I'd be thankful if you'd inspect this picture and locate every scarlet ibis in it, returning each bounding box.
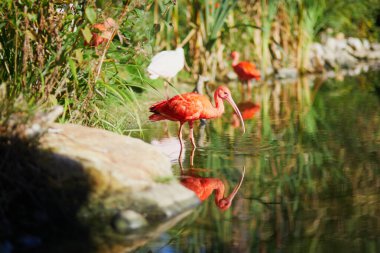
[181,167,245,211]
[230,51,261,91]
[149,86,245,148]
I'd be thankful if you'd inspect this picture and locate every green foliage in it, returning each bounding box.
[203,0,238,50]
[0,1,155,133]
[1,0,380,133]
[321,0,380,40]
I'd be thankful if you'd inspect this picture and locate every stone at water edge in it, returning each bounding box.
[112,210,149,234]
[39,123,199,232]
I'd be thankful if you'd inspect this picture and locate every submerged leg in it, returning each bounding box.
[178,122,184,148]
[178,145,185,173]
[190,146,195,167]
[247,80,252,93]
[189,121,196,148]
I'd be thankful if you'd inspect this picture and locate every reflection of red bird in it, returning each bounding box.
[149,86,245,148]
[232,102,260,128]
[181,167,245,211]
[230,51,260,90]
[238,102,261,120]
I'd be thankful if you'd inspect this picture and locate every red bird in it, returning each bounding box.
[230,51,261,91]
[149,86,245,148]
[181,167,245,211]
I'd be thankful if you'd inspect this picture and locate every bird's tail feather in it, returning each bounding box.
[149,100,167,113]
[149,113,166,121]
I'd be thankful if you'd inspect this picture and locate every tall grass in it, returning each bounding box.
[260,0,280,75]
[0,1,156,133]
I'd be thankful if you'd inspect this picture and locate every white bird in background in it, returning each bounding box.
[147,47,185,97]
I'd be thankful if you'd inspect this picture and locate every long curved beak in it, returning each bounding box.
[226,96,246,134]
[225,166,246,202]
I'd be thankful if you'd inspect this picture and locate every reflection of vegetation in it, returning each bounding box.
[139,71,380,252]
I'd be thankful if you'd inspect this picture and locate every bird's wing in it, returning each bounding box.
[166,93,204,121]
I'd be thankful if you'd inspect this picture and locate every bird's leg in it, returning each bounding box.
[247,80,252,94]
[164,81,169,99]
[178,122,184,148]
[178,146,185,173]
[190,146,195,167]
[188,121,196,148]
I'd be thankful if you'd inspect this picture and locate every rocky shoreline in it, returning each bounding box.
[261,35,380,80]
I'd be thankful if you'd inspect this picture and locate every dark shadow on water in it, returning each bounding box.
[0,135,94,253]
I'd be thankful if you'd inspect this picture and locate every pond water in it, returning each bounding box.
[136,71,380,253]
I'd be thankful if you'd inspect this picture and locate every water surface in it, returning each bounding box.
[138,71,380,253]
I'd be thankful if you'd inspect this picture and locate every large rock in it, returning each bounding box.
[40,123,198,217]
[36,123,199,251]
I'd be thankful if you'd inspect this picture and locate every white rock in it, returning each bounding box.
[275,68,298,79]
[371,43,380,51]
[326,37,347,51]
[347,37,363,51]
[335,51,358,68]
[368,51,380,60]
[362,39,371,51]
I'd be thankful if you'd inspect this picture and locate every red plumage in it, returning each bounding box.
[180,166,246,211]
[149,92,218,122]
[181,177,224,201]
[230,51,260,90]
[232,62,261,81]
[149,86,245,148]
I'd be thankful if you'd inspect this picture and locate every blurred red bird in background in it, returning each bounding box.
[230,51,261,91]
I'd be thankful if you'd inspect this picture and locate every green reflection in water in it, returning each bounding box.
[138,71,380,253]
